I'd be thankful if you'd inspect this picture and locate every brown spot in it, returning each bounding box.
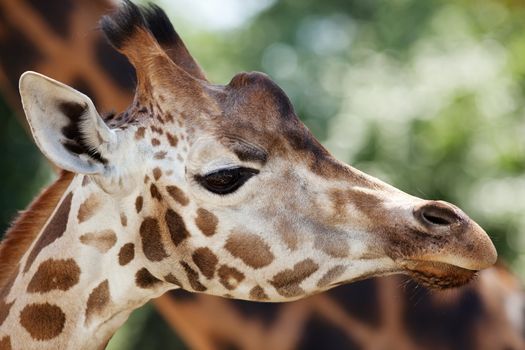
[135,196,143,213]
[151,125,163,135]
[118,243,135,266]
[317,265,346,288]
[24,192,73,273]
[225,232,274,269]
[140,217,168,261]
[85,280,111,325]
[0,336,11,350]
[165,112,174,123]
[120,213,128,227]
[135,268,162,289]
[165,209,189,246]
[166,132,178,147]
[249,285,269,300]
[77,193,102,223]
[166,186,189,206]
[80,230,117,253]
[192,248,218,279]
[270,259,319,298]
[277,220,298,250]
[218,265,245,290]
[27,258,81,293]
[150,184,162,201]
[153,167,162,181]
[195,209,218,236]
[154,151,167,160]
[180,261,207,291]
[20,303,65,340]
[144,175,150,184]
[152,138,161,146]
[314,234,349,258]
[164,273,182,287]
[135,127,146,140]
[343,189,383,220]
[82,176,91,186]
[157,115,165,124]
[0,301,13,327]
[328,189,348,222]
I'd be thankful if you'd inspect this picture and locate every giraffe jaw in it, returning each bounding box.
[401,260,477,289]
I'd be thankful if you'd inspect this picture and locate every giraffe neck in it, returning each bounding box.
[0,174,173,350]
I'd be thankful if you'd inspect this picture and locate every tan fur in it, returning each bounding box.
[0,171,74,290]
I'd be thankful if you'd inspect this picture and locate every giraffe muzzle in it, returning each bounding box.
[394,199,498,288]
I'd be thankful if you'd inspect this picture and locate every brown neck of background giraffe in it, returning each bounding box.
[0,0,134,130]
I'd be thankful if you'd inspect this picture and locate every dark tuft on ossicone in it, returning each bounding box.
[141,4,180,46]
[100,0,146,49]
[100,0,179,50]
[100,1,207,80]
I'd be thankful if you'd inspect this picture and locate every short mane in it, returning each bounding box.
[0,171,74,289]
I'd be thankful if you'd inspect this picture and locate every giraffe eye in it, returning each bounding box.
[196,167,259,195]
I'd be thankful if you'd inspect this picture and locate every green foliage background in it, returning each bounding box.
[1,0,525,349]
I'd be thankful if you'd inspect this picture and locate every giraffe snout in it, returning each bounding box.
[410,200,497,271]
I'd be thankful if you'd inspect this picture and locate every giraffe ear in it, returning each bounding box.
[19,71,116,174]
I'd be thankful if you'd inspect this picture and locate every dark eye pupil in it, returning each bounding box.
[196,168,258,195]
[206,171,238,187]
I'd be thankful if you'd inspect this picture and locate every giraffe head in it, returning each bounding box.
[19,2,496,302]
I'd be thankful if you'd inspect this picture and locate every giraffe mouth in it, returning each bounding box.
[402,260,476,289]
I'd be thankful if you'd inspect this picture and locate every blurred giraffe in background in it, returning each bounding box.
[0,1,522,349]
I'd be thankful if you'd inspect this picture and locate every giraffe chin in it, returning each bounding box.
[403,260,477,289]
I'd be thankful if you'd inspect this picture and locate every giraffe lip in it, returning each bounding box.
[402,260,476,289]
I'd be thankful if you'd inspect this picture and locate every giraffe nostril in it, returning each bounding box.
[415,201,463,228]
[421,211,453,226]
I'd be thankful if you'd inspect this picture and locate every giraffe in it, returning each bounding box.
[0,0,521,349]
[0,3,520,350]
[0,0,504,350]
